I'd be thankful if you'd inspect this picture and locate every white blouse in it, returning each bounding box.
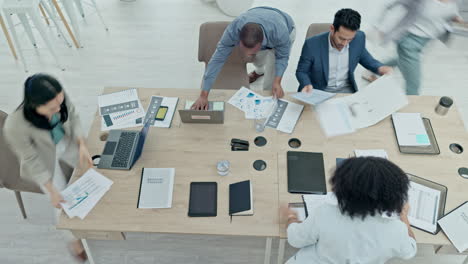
[287,204,417,264]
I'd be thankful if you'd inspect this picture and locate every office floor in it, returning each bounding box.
[0,0,467,263]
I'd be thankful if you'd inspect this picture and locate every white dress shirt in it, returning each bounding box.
[325,34,352,93]
[287,204,417,264]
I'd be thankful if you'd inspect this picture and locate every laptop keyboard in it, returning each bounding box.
[111,132,137,168]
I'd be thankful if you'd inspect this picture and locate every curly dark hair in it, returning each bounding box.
[333,8,361,32]
[331,157,409,219]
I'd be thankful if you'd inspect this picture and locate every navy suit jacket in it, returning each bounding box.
[296,31,383,92]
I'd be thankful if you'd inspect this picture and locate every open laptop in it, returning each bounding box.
[98,119,151,170]
[179,101,224,124]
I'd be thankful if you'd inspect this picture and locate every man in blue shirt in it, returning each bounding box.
[296,9,392,94]
[192,7,295,110]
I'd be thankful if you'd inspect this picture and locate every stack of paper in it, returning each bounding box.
[291,90,335,105]
[354,149,388,159]
[60,169,113,219]
[438,202,468,253]
[392,113,430,146]
[99,89,146,131]
[316,75,408,137]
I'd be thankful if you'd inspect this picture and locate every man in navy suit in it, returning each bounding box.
[296,9,392,93]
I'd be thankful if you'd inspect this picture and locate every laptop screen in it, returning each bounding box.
[132,119,151,164]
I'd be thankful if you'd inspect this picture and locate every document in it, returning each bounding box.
[244,96,276,119]
[265,99,304,134]
[407,181,441,234]
[438,202,468,253]
[228,87,263,112]
[302,192,338,219]
[291,90,335,105]
[60,169,113,220]
[143,96,179,128]
[316,75,408,137]
[99,88,146,131]
[354,149,388,159]
[392,113,430,146]
[138,168,175,209]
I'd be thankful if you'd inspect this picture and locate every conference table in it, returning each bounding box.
[57,87,468,264]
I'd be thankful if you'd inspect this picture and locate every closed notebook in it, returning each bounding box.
[137,168,174,209]
[229,180,253,216]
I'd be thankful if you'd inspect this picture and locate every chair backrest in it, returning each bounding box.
[306,23,331,39]
[0,110,42,193]
[198,21,249,90]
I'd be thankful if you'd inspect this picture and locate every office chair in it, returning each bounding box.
[306,23,331,39]
[198,21,249,90]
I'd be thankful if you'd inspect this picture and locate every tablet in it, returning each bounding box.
[188,182,217,217]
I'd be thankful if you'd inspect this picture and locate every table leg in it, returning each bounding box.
[264,237,272,264]
[81,239,96,264]
[0,14,18,60]
[50,0,80,48]
[277,238,286,264]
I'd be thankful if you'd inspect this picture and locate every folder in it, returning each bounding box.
[137,168,174,209]
[391,114,440,155]
[229,180,253,216]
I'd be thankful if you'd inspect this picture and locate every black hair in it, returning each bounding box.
[330,157,409,220]
[333,8,361,32]
[240,23,263,48]
[19,73,68,130]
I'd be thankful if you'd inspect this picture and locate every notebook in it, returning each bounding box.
[229,180,253,216]
[438,201,468,253]
[188,182,217,217]
[137,168,175,209]
[287,151,327,194]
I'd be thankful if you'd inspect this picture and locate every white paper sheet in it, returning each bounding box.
[407,181,441,234]
[354,149,389,159]
[244,96,276,119]
[392,113,430,146]
[98,88,143,115]
[291,90,335,105]
[60,169,113,220]
[316,75,408,137]
[227,87,263,112]
[438,202,468,253]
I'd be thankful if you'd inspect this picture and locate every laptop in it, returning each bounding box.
[179,101,224,124]
[98,119,151,170]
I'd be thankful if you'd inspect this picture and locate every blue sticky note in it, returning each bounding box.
[416,134,430,144]
[247,92,255,98]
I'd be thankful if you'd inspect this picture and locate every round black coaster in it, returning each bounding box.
[458,168,468,179]
[449,143,463,154]
[253,160,267,171]
[288,138,302,149]
[254,136,267,147]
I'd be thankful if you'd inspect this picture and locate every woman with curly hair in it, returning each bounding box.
[284,157,416,264]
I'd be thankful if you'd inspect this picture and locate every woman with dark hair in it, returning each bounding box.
[3,73,92,261]
[284,157,417,264]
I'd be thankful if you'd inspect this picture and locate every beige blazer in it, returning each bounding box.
[3,94,84,186]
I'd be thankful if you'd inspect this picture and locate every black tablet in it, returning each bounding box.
[287,151,327,194]
[188,182,217,217]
